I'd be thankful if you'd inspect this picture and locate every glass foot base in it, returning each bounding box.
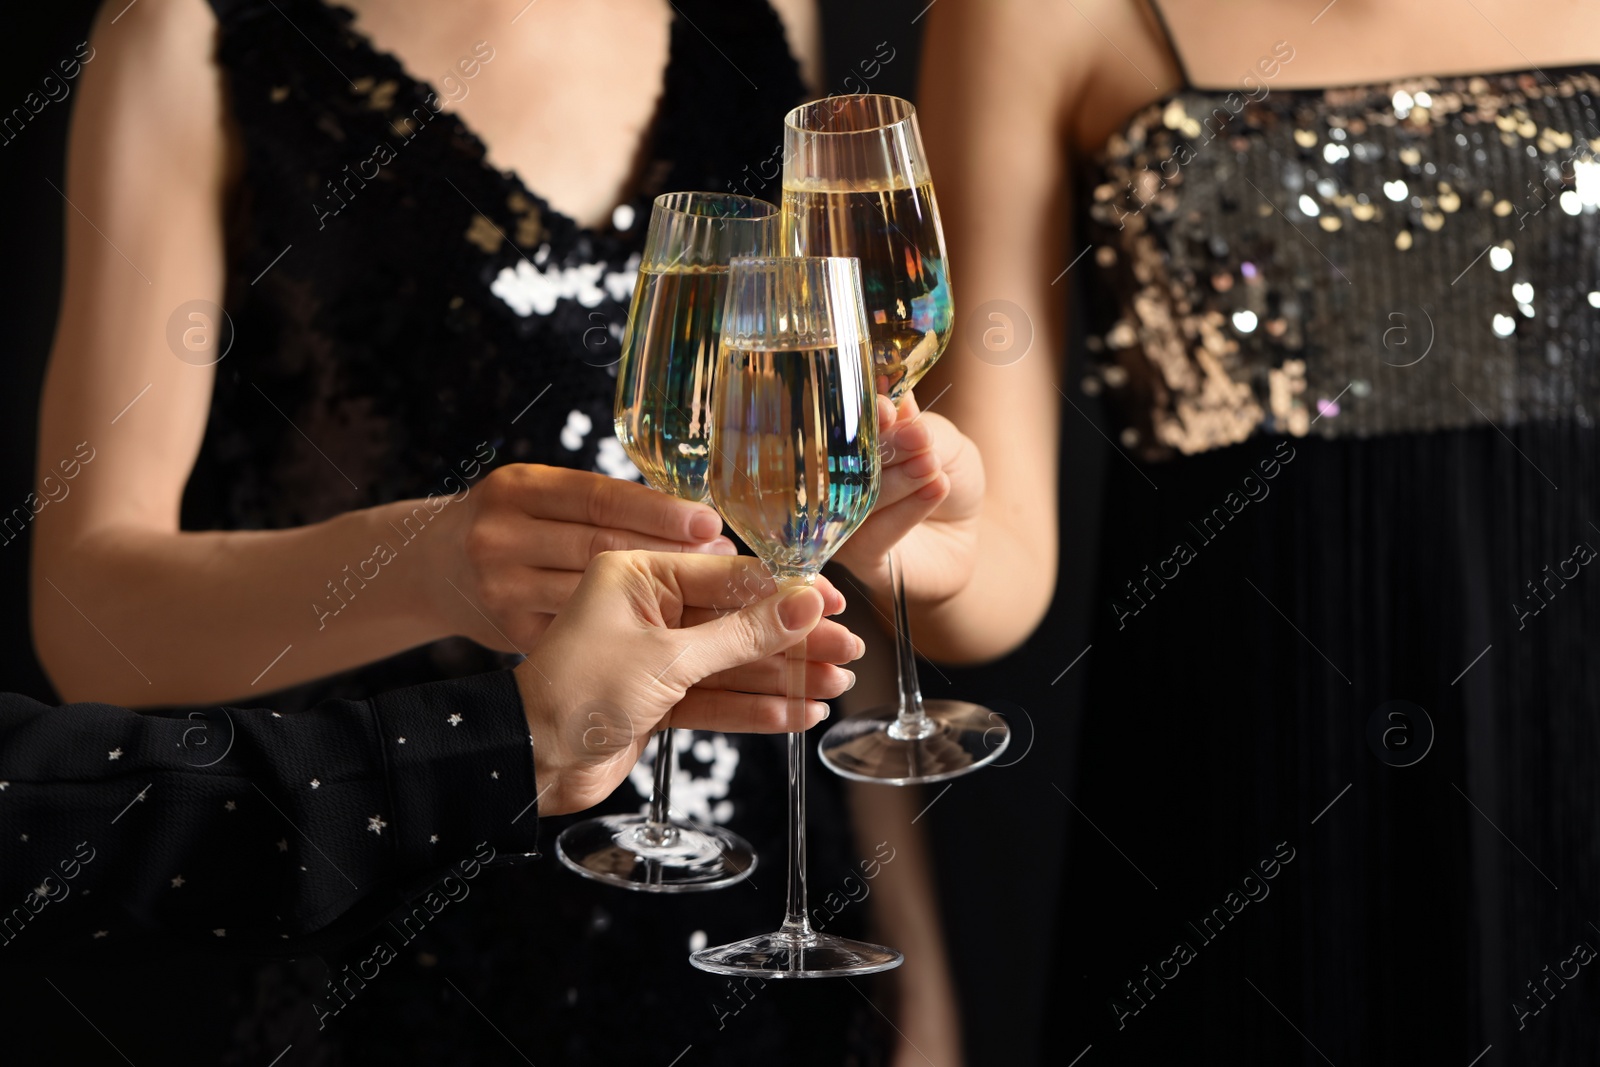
[555,813,754,893]
[690,929,903,978]
[818,700,1010,784]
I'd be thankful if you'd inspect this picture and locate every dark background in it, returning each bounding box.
[0,2,1108,1062]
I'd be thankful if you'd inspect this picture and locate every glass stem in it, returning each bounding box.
[886,549,935,741]
[779,597,813,942]
[644,729,677,846]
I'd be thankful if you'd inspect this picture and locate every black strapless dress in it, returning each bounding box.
[1053,65,1600,1064]
[134,1,886,1063]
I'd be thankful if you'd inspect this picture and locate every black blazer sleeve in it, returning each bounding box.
[0,671,541,963]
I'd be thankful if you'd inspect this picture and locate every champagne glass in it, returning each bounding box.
[556,192,776,892]
[783,93,1011,784]
[690,255,902,977]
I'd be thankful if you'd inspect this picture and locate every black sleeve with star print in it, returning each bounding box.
[0,670,541,963]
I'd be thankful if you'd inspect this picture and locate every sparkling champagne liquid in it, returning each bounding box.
[782,179,952,401]
[613,266,728,502]
[709,343,879,577]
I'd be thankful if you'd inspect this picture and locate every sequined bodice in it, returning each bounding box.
[185,0,805,528]
[1082,66,1600,459]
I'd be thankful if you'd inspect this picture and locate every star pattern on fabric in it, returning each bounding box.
[491,771,499,780]
[310,779,321,789]
[171,875,185,888]
[429,834,439,844]
[224,801,236,812]
[447,713,463,727]
[108,749,123,761]
[0,781,9,791]
[213,929,226,937]
[93,930,107,939]
[367,815,388,835]
[397,736,407,744]
[277,839,289,852]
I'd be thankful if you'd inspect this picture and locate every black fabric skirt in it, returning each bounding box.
[1051,420,1600,1064]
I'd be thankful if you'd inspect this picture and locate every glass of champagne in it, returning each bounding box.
[783,94,1011,784]
[690,255,902,977]
[555,192,776,892]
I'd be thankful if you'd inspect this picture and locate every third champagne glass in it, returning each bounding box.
[782,94,1010,784]
[556,192,776,891]
[690,255,902,977]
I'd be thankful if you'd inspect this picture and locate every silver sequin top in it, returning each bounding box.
[1083,66,1600,459]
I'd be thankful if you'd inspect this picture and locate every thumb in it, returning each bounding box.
[665,584,825,686]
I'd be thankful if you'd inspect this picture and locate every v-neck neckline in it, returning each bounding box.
[313,0,680,240]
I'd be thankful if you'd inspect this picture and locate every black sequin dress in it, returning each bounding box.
[1052,58,1600,1064]
[173,2,885,1063]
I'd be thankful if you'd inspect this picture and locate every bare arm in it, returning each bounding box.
[891,0,1099,663]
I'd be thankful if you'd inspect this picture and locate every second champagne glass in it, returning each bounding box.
[783,93,1010,785]
[555,192,776,892]
[690,256,902,977]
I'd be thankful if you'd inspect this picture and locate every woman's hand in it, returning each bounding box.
[832,392,985,606]
[514,552,859,815]
[426,464,737,653]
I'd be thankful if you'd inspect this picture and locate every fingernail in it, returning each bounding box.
[812,701,831,720]
[689,512,724,540]
[854,635,867,660]
[711,537,738,556]
[843,670,857,692]
[778,587,819,630]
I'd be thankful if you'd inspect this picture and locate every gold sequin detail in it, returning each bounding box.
[465,214,502,254]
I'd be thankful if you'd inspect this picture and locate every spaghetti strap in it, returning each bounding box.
[1144,0,1192,87]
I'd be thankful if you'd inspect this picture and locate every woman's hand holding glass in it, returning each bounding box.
[832,390,985,608]
[424,462,737,653]
[516,551,856,817]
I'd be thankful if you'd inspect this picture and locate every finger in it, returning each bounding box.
[666,687,831,734]
[510,517,737,566]
[873,445,943,511]
[696,657,856,699]
[666,583,827,685]
[621,552,847,615]
[836,475,950,564]
[510,465,726,542]
[677,609,862,662]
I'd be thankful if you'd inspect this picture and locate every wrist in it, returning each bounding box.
[514,661,567,814]
[368,497,456,640]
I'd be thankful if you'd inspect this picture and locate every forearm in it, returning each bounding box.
[886,510,1056,666]
[32,496,458,707]
[0,671,540,962]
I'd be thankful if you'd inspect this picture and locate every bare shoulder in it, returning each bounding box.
[77,0,227,167]
[766,0,822,92]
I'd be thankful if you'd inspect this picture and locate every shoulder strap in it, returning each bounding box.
[1145,1,1192,88]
